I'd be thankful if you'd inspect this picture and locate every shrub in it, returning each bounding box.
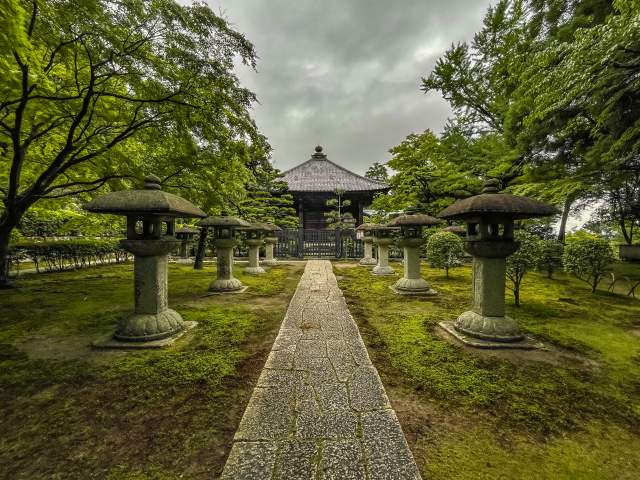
[426,231,465,277]
[506,232,541,307]
[563,234,614,293]
[537,239,564,279]
[10,239,129,273]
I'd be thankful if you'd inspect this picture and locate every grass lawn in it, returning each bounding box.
[0,261,304,480]
[334,261,640,480]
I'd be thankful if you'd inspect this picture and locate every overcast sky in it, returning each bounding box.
[210,0,489,175]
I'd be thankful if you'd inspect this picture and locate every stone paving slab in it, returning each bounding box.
[221,260,421,480]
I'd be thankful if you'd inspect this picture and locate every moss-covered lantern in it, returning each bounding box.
[388,214,440,295]
[438,179,556,345]
[239,222,270,274]
[261,223,282,266]
[371,225,398,276]
[198,215,250,292]
[84,174,206,346]
[175,226,199,259]
[356,223,380,266]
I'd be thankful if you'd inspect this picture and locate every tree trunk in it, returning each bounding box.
[0,218,19,288]
[620,217,632,244]
[514,285,520,307]
[194,227,208,270]
[557,196,574,243]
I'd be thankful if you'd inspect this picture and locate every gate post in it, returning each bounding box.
[298,228,304,259]
[335,229,342,258]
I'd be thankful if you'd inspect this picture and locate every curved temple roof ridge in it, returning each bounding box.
[280,145,390,193]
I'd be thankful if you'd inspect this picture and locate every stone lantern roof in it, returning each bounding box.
[84,175,206,218]
[198,216,251,228]
[388,214,440,227]
[438,179,558,220]
[356,222,382,232]
[260,222,283,232]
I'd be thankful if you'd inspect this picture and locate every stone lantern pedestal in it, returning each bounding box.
[437,179,556,349]
[84,174,206,348]
[245,238,266,274]
[356,223,379,266]
[263,236,279,266]
[176,226,198,262]
[199,216,250,294]
[211,237,246,292]
[388,213,439,295]
[372,236,395,276]
[259,223,282,266]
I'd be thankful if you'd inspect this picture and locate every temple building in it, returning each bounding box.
[280,146,389,229]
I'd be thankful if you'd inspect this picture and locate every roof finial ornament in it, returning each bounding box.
[312,145,327,159]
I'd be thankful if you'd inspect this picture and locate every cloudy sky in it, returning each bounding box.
[210,0,489,175]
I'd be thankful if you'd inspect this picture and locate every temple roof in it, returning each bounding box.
[280,146,390,193]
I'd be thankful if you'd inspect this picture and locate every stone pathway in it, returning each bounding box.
[221,260,421,480]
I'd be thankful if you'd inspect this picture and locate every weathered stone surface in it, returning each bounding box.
[220,442,278,480]
[320,440,367,480]
[221,260,420,479]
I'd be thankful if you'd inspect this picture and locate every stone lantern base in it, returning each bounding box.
[93,320,197,349]
[437,320,543,350]
[209,278,248,293]
[390,277,437,296]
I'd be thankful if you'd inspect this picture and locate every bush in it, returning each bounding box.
[10,239,129,273]
[426,231,465,277]
[563,234,614,293]
[537,239,564,279]
[506,232,541,306]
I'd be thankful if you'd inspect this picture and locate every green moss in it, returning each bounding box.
[0,262,303,479]
[336,262,640,478]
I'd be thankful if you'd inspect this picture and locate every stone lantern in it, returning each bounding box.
[356,223,380,266]
[388,214,440,295]
[199,215,250,293]
[84,174,206,347]
[371,225,398,276]
[438,179,556,347]
[175,226,198,260]
[240,223,269,274]
[261,223,282,266]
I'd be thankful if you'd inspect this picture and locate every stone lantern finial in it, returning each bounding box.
[481,178,500,194]
[143,174,162,190]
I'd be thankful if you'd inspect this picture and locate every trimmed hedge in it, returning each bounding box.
[10,239,129,273]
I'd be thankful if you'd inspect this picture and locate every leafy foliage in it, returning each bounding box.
[0,0,263,285]
[324,188,354,229]
[364,162,389,182]
[563,233,615,292]
[506,231,541,306]
[537,239,564,279]
[426,231,465,277]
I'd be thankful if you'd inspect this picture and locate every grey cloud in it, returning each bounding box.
[211,0,487,174]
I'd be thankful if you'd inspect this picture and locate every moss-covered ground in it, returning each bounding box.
[0,261,304,479]
[334,261,640,480]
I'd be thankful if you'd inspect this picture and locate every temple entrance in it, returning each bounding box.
[274,229,364,258]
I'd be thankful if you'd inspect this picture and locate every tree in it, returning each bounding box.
[364,162,389,182]
[238,149,298,229]
[324,188,353,229]
[0,0,261,286]
[537,239,564,279]
[563,233,615,293]
[506,232,540,306]
[426,231,465,277]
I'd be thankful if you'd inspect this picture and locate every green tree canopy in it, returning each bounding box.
[0,0,264,285]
